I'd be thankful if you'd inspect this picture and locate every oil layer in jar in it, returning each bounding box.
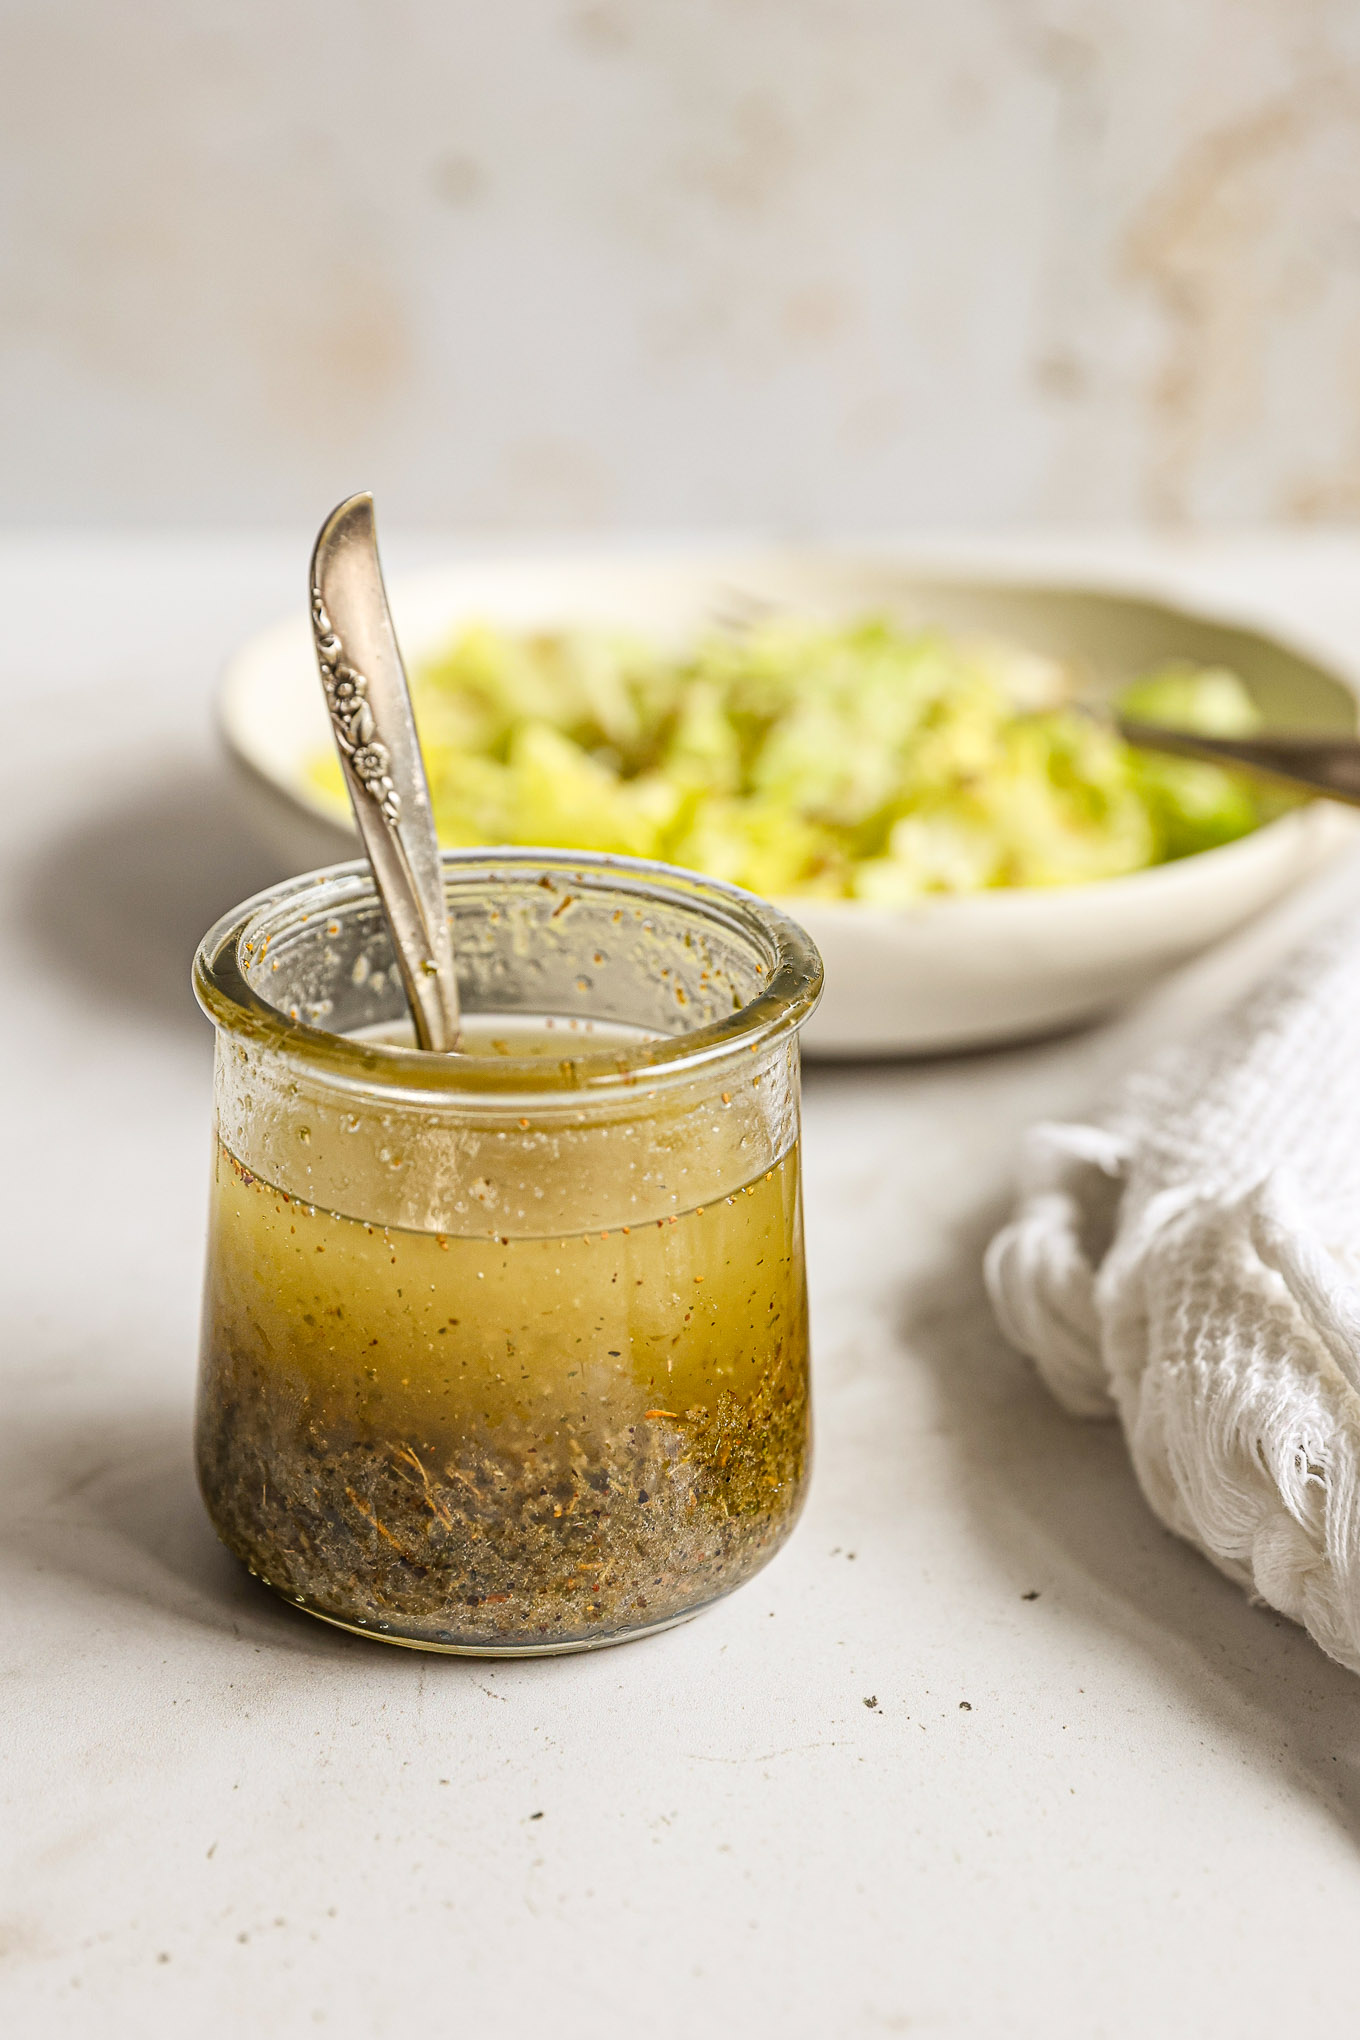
[197,1115,809,1650]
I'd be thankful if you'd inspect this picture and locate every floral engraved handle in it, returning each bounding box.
[311,586,402,829]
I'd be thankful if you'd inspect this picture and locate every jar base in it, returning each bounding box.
[276,1587,705,1657]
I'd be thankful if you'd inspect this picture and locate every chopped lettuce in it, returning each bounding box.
[303,621,1290,898]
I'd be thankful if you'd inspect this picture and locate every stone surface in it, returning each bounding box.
[6,4,1360,528]
[7,531,1360,2035]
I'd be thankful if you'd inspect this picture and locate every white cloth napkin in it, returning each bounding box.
[985,893,1360,1673]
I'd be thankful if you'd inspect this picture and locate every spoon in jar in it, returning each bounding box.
[309,492,462,1050]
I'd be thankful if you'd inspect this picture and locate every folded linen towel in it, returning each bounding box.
[985,893,1360,1673]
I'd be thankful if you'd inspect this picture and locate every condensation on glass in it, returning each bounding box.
[192,849,823,1655]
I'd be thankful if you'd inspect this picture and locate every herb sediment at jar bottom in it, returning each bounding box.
[197,1136,810,1649]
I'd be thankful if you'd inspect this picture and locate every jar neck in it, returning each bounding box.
[214,1031,802,1237]
[196,850,822,1105]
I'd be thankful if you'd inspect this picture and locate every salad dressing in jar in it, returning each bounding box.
[193,850,822,1653]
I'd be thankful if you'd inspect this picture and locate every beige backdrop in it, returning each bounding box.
[4,0,1360,528]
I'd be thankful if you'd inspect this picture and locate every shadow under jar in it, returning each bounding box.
[193,850,823,1654]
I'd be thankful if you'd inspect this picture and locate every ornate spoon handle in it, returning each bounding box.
[309,493,461,1051]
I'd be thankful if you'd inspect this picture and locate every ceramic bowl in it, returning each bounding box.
[218,549,1359,1056]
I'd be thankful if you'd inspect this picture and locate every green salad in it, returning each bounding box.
[307,617,1286,900]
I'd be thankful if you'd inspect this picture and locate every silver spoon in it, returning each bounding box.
[1117,718,1360,807]
[309,492,461,1050]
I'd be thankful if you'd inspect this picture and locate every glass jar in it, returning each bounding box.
[193,849,822,1655]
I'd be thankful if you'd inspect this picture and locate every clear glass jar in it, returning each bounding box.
[193,849,822,1655]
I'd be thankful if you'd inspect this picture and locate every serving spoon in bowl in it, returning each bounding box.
[309,492,462,1051]
[1116,718,1360,807]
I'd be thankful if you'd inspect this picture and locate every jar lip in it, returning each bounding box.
[193,848,823,1099]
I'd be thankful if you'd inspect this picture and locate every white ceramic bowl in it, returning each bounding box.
[219,549,1359,1057]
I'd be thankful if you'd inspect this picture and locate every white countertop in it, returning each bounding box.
[7,530,1360,2039]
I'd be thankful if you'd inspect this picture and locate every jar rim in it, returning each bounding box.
[193,848,823,1100]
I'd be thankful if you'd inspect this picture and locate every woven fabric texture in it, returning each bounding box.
[985,897,1360,1671]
